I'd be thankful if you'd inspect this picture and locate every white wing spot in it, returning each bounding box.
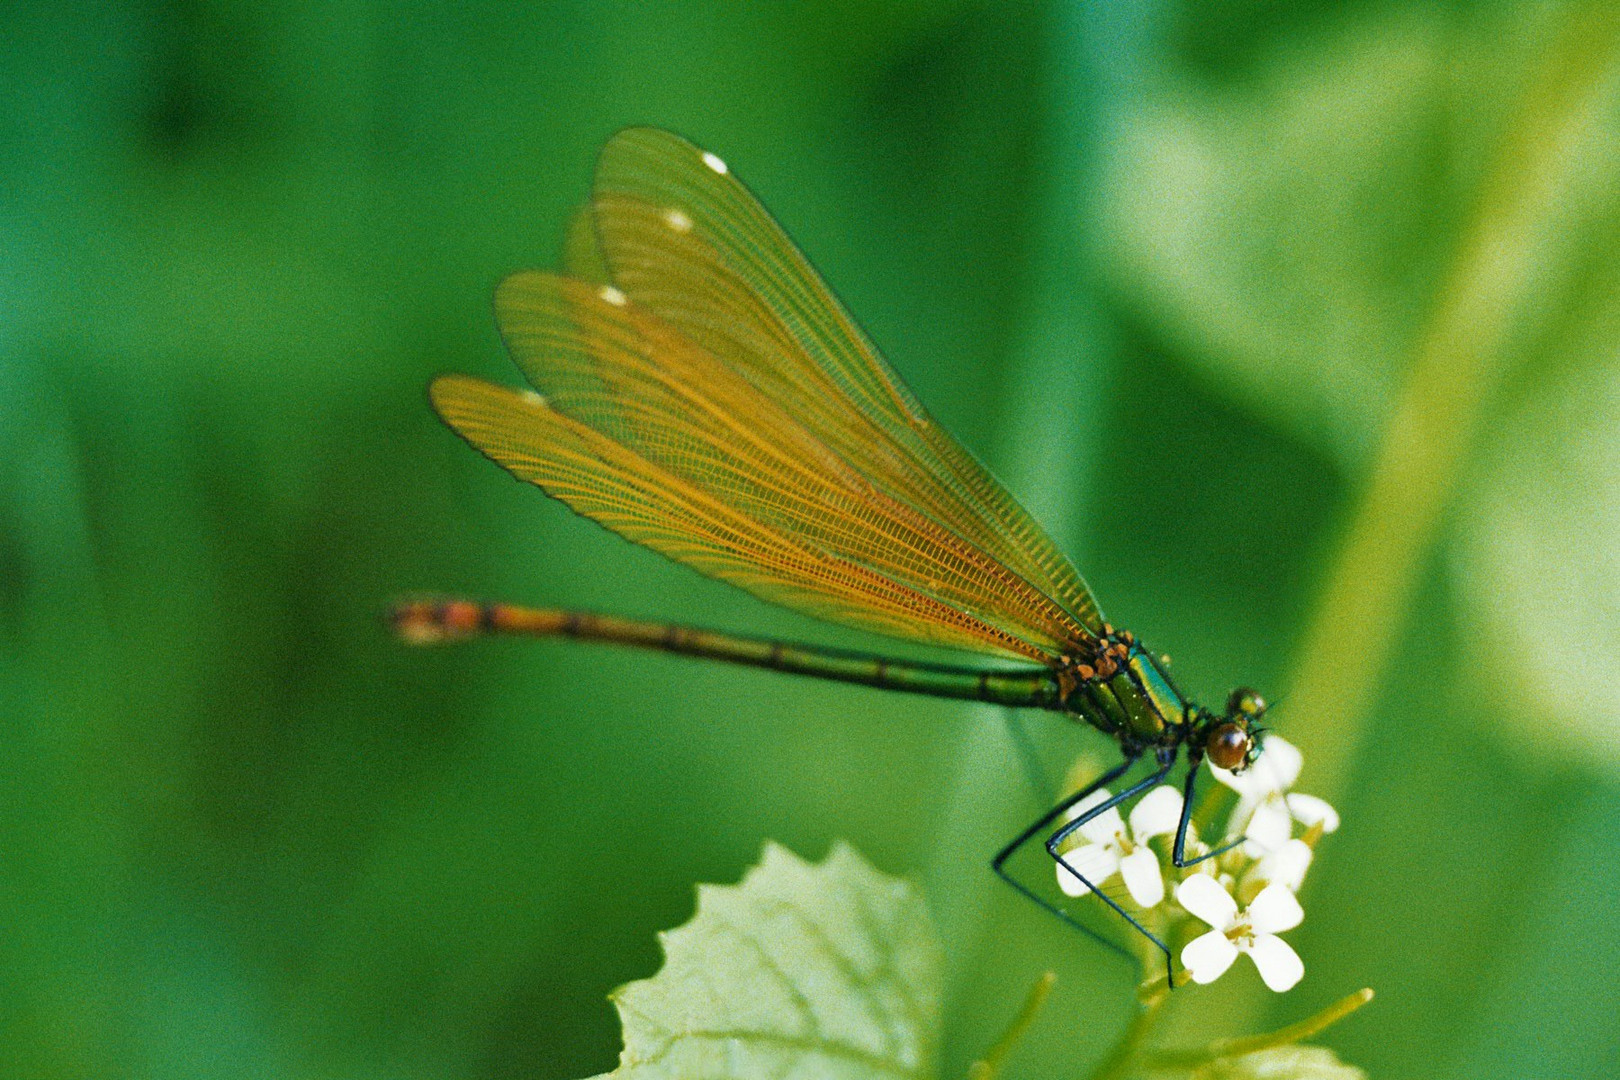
[701,151,728,175]
[663,208,693,233]
[519,389,547,407]
[598,285,628,306]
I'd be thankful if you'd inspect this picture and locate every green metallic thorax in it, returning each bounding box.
[1067,642,1196,748]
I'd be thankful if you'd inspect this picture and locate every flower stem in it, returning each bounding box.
[1084,983,1169,1080]
[1147,3,1618,1062]
[1143,987,1375,1069]
[967,971,1059,1080]
[1281,2,1620,800]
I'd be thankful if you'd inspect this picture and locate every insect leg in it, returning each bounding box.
[1043,758,1179,983]
[1171,755,1246,868]
[991,751,1141,958]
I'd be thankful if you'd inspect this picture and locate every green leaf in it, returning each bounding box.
[1188,1044,1367,1080]
[591,842,942,1080]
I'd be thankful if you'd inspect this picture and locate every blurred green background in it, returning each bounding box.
[6,1,1619,1077]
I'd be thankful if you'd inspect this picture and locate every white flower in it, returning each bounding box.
[1176,875,1305,992]
[1244,838,1314,895]
[1054,786,1185,908]
[1209,736,1341,855]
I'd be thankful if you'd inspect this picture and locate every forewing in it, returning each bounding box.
[491,273,1093,658]
[430,372,1050,662]
[586,127,1104,641]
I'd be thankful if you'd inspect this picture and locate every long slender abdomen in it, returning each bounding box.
[392,599,1064,709]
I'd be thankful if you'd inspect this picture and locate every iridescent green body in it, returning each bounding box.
[1072,645,1196,744]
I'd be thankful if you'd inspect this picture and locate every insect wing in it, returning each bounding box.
[586,128,1105,643]
[431,369,1049,661]
[435,128,1108,663]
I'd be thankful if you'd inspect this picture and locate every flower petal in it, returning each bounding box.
[1055,843,1119,897]
[1252,839,1313,892]
[1245,933,1304,992]
[1082,816,1126,847]
[1119,846,1165,908]
[1067,787,1114,819]
[1175,873,1239,928]
[1065,790,1126,845]
[1287,792,1341,833]
[1222,797,1262,848]
[1209,765,1264,799]
[1181,929,1240,984]
[1251,736,1303,791]
[1248,882,1305,934]
[1241,798,1294,856]
[1129,785,1185,842]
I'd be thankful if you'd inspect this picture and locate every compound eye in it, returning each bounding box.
[1226,686,1268,720]
[1206,722,1253,771]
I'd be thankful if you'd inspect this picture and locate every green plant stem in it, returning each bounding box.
[1084,986,1168,1080]
[1089,19,1619,1071]
[1067,14,1619,1080]
[968,972,1058,1080]
[1143,988,1375,1070]
[1143,7,1618,1064]
[1284,2,1620,800]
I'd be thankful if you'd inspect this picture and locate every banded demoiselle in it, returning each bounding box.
[396,128,1270,981]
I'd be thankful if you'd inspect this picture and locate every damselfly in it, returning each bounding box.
[395,128,1269,981]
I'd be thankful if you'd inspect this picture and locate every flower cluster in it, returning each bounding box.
[1053,736,1336,992]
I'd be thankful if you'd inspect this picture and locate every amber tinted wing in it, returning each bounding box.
[493,267,1106,657]
[587,128,1104,641]
[431,370,1052,661]
[434,128,1107,662]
